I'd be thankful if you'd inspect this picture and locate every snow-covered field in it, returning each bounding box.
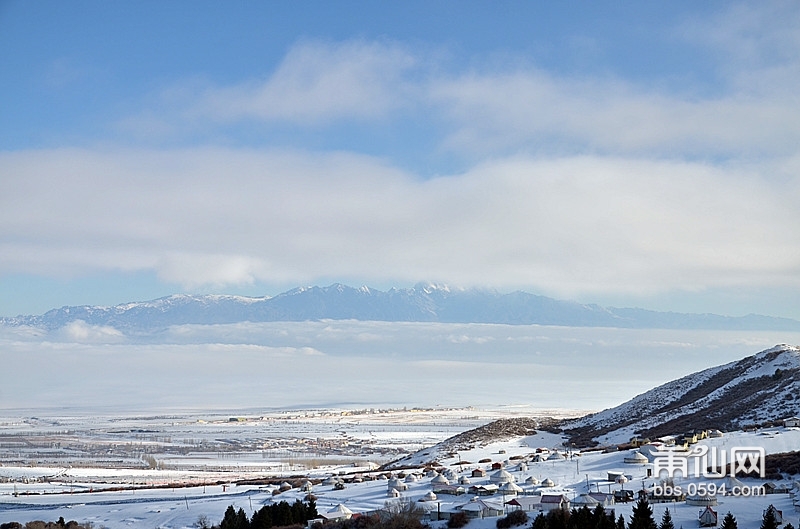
[2,409,799,529]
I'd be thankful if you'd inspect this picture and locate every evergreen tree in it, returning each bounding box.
[221,506,249,529]
[784,524,794,529]
[547,508,570,529]
[659,509,674,529]
[569,506,592,529]
[629,496,657,529]
[761,506,779,529]
[616,514,625,529]
[250,505,273,529]
[532,512,549,529]
[720,512,737,529]
[592,503,614,529]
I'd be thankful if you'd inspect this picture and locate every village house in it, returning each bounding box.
[698,506,718,527]
[540,494,569,511]
[784,417,800,428]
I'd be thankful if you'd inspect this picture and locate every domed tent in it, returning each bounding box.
[572,494,601,507]
[388,477,408,492]
[323,504,354,522]
[525,476,540,486]
[420,491,438,502]
[431,474,450,486]
[500,481,524,495]
[547,451,565,461]
[490,469,516,484]
[540,478,555,488]
[405,474,419,483]
[687,493,718,506]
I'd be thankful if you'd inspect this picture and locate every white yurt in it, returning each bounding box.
[547,451,565,461]
[431,474,450,486]
[324,504,354,521]
[572,494,601,507]
[459,476,471,485]
[420,491,438,502]
[405,474,418,483]
[541,478,555,488]
[525,476,540,486]
[687,493,718,506]
[388,477,408,491]
[490,469,516,484]
[500,481,524,495]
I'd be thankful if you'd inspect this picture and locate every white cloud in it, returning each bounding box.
[3,322,799,410]
[1,147,798,300]
[60,320,124,343]
[4,4,800,313]
[197,40,416,125]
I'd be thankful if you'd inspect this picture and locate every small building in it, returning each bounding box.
[472,468,487,478]
[624,451,649,464]
[698,506,718,527]
[469,484,499,496]
[541,494,569,511]
[614,490,634,503]
[505,495,542,511]
[433,484,467,496]
[589,493,615,507]
[454,497,505,519]
[784,417,800,428]
[764,505,783,525]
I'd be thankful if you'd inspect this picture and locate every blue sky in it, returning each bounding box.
[2,1,800,319]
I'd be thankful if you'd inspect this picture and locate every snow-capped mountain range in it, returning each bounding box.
[3,283,800,332]
[563,343,800,445]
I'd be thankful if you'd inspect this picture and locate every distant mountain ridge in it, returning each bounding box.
[563,343,800,446]
[3,282,800,332]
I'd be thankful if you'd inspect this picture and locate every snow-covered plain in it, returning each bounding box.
[2,409,799,529]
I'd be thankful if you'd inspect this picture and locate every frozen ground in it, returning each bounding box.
[1,409,798,529]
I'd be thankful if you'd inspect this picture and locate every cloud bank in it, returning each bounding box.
[3,3,800,315]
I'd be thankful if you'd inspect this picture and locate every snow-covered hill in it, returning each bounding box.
[563,344,800,445]
[3,283,800,332]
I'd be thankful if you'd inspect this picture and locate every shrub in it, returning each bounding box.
[496,510,528,529]
[447,513,469,529]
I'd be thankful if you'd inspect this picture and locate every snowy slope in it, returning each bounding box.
[564,344,800,445]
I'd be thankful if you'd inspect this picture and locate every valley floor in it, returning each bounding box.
[1,409,798,529]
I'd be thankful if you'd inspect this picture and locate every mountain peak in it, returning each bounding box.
[2,284,800,333]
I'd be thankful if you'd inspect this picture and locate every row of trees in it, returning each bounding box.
[220,499,318,529]
[529,497,793,529]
